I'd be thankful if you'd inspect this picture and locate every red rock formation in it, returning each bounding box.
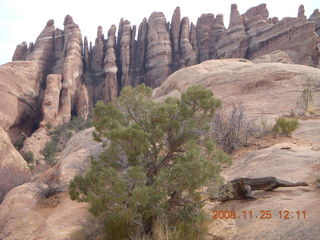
[309,9,320,35]
[196,13,214,62]
[170,7,181,71]
[103,25,118,102]
[58,15,85,124]
[179,17,197,67]
[298,4,306,19]
[41,74,62,127]
[189,23,199,63]
[90,26,105,73]
[118,20,132,87]
[26,19,55,65]
[133,17,148,86]
[145,12,172,87]
[245,6,320,67]
[83,36,90,72]
[5,4,320,144]
[52,28,65,74]
[12,42,28,61]
[216,4,248,59]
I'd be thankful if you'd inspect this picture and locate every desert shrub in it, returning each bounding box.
[35,180,64,199]
[42,135,59,165]
[70,229,89,240]
[213,104,258,153]
[42,117,92,165]
[0,164,31,203]
[14,137,25,150]
[272,117,299,136]
[21,151,35,164]
[69,85,230,239]
[297,77,315,114]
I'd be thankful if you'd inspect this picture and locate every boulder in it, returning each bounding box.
[0,128,103,240]
[153,59,320,120]
[253,50,293,64]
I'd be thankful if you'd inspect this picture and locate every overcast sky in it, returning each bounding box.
[0,0,319,64]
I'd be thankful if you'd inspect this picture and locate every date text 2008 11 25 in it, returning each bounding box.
[212,210,307,220]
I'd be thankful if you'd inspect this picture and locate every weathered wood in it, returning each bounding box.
[213,177,308,202]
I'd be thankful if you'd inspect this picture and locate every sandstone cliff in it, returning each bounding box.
[2,3,320,157]
[11,4,320,112]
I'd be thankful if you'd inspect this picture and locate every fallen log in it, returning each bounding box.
[213,177,308,202]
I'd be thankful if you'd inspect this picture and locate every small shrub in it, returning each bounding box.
[0,164,31,203]
[42,135,59,165]
[35,180,64,199]
[69,229,89,240]
[42,117,92,165]
[14,138,25,150]
[21,151,35,163]
[213,104,258,153]
[272,117,299,136]
[297,77,315,115]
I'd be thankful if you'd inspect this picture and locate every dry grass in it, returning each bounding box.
[0,164,31,203]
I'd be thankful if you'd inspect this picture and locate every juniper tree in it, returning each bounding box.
[69,85,230,239]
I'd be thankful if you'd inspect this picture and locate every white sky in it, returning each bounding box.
[0,0,319,64]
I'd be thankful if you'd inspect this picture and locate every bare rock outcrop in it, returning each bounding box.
[52,28,65,74]
[83,36,90,72]
[196,13,215,62]
[5,4,320,146]
[118,20,132,87]
[298,4,306,19]
[145,12,172,87]
[133,17,148,86]
[170,7,181,71]
[0,128,102,240]
[25,19,55,74]
[245,5,320,67]
[90,26,105,73]
[216,4,248,58]
[309,9,320,35]
[189,23,199,62]
[154,59,320,120]
[211,14,226,54]
[179,17,197,67]
[0,61,42,138]
[12,42,28,61]
[253,50,293,64]
[103,25,118,102]
[41,74,62,127]
[57,15,84,125]
[210,142,320,240]
[242,3,269,21]
[0,127,29,169]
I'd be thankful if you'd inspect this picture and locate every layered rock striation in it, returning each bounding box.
[5,4,320,143]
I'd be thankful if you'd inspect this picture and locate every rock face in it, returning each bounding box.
[118,20,132,87]
[3,4,320,146]
[145,12,172,87]
[103,25,118,102]
[0,127,29,169]
[0,128,103,240]
[253,50,293,64]
[0,61,42,139]
[170,7,181,72]
[154,59,320,120]
[216,4,248,59]
[309,9,320,35]
[211,141,320,240]
[196,13,215,62]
